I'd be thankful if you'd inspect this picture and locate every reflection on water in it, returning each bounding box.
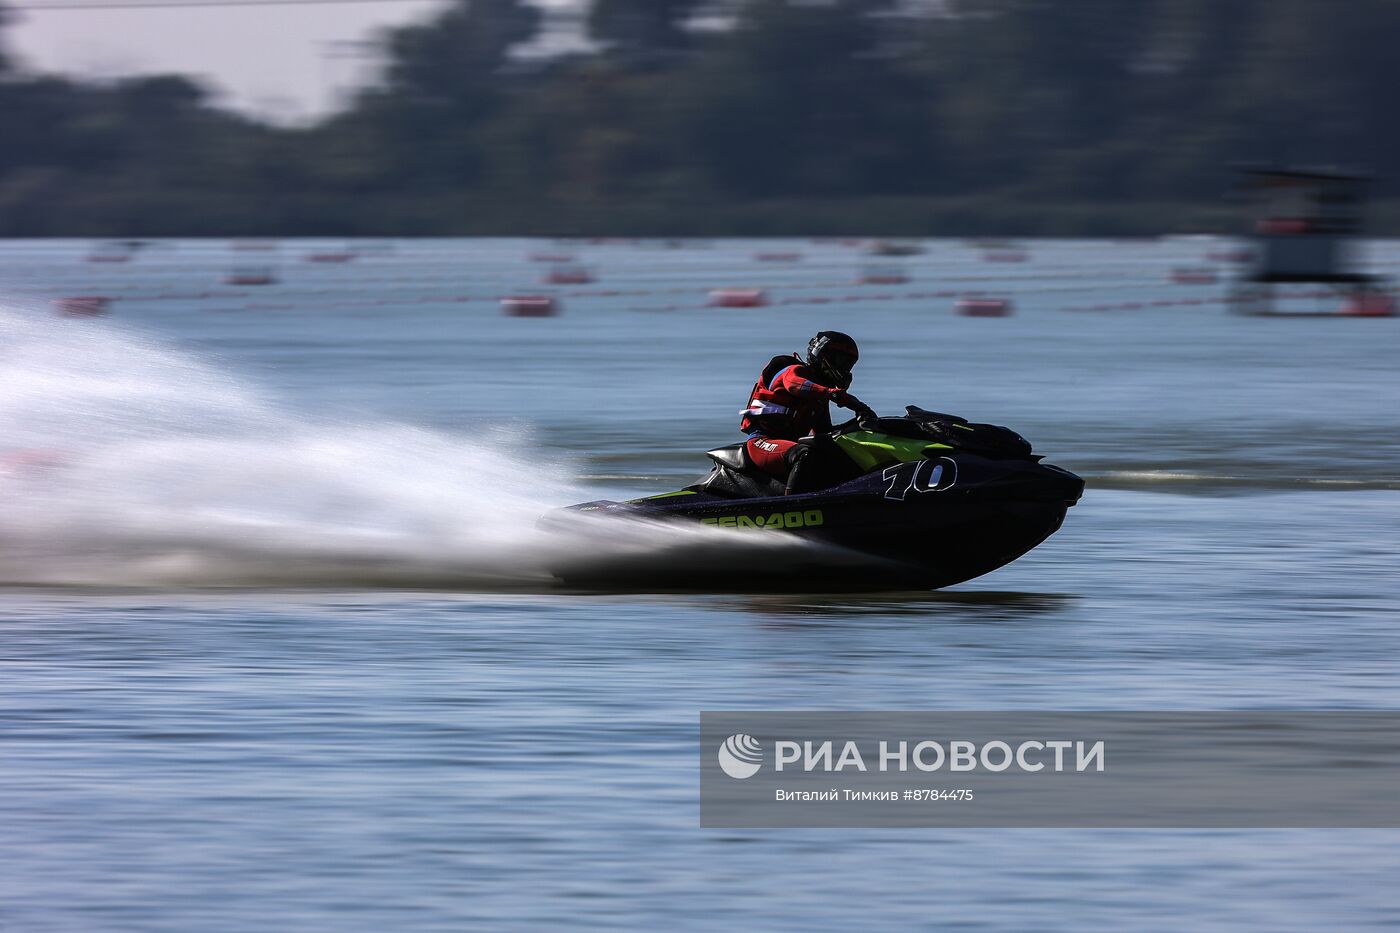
[732,590,1077,621]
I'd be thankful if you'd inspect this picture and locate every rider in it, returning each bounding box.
[741,331,876,494]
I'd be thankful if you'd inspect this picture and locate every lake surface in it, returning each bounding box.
[2,238,1398,931]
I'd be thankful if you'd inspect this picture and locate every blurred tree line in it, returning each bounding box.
[2,0,1399,236]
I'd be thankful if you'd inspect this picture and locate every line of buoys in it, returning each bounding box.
[501,295,560,317]
[25,275,1191,316]
[644,289,1024,314]
[48,264,1163,298]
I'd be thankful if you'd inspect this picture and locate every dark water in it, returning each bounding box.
[1,239,1398,930]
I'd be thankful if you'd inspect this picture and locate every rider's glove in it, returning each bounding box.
[832,391,878,428]
[835,391,872,414]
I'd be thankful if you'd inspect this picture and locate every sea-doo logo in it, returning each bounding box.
[700,510,824,529]
[718,733,764,779]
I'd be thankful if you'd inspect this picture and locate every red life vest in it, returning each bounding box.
[740,354,835,439]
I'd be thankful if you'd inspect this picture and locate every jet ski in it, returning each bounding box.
[548,406,1084,589]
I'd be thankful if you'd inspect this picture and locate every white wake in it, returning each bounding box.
[0,304,833,588]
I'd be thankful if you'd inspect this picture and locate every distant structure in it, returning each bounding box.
[1229,166,1393,316]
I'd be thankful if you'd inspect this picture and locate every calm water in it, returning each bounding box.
[2,239,1398,931]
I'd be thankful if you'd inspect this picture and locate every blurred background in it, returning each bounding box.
[3,0,1400,236]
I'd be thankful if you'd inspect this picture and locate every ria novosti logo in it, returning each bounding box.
[715,734,1106,779]
[717,733,764,779]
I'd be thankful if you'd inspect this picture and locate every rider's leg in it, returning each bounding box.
[745,436,797,479]
[784,435,851,495]
[783,444,813,496]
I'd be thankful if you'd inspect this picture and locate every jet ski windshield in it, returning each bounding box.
[833,407,1036,461]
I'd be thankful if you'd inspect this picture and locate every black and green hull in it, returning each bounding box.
[549,426,1084,589]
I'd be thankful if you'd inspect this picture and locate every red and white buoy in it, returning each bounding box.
[708,288,769,308]
[955,296,1013,317]
[0,448,66,475]
[1340,291,1397,317]
[225,268,277,286]
[55,296,110,316]
[1256,218,1309,235]
[501,295,560,317]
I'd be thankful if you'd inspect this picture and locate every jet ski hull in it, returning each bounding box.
[548,450,1083,590]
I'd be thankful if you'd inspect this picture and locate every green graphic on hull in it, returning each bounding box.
[701,510,824,529]
[833,432,952,471]
[633,489,698,501]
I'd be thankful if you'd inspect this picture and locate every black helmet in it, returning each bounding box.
[806,331,859,389]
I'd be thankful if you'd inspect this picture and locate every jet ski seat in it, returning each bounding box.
[689,443,786,499]
[705,444,751,471]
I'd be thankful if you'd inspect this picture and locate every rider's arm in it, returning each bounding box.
[770,364,846,401]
